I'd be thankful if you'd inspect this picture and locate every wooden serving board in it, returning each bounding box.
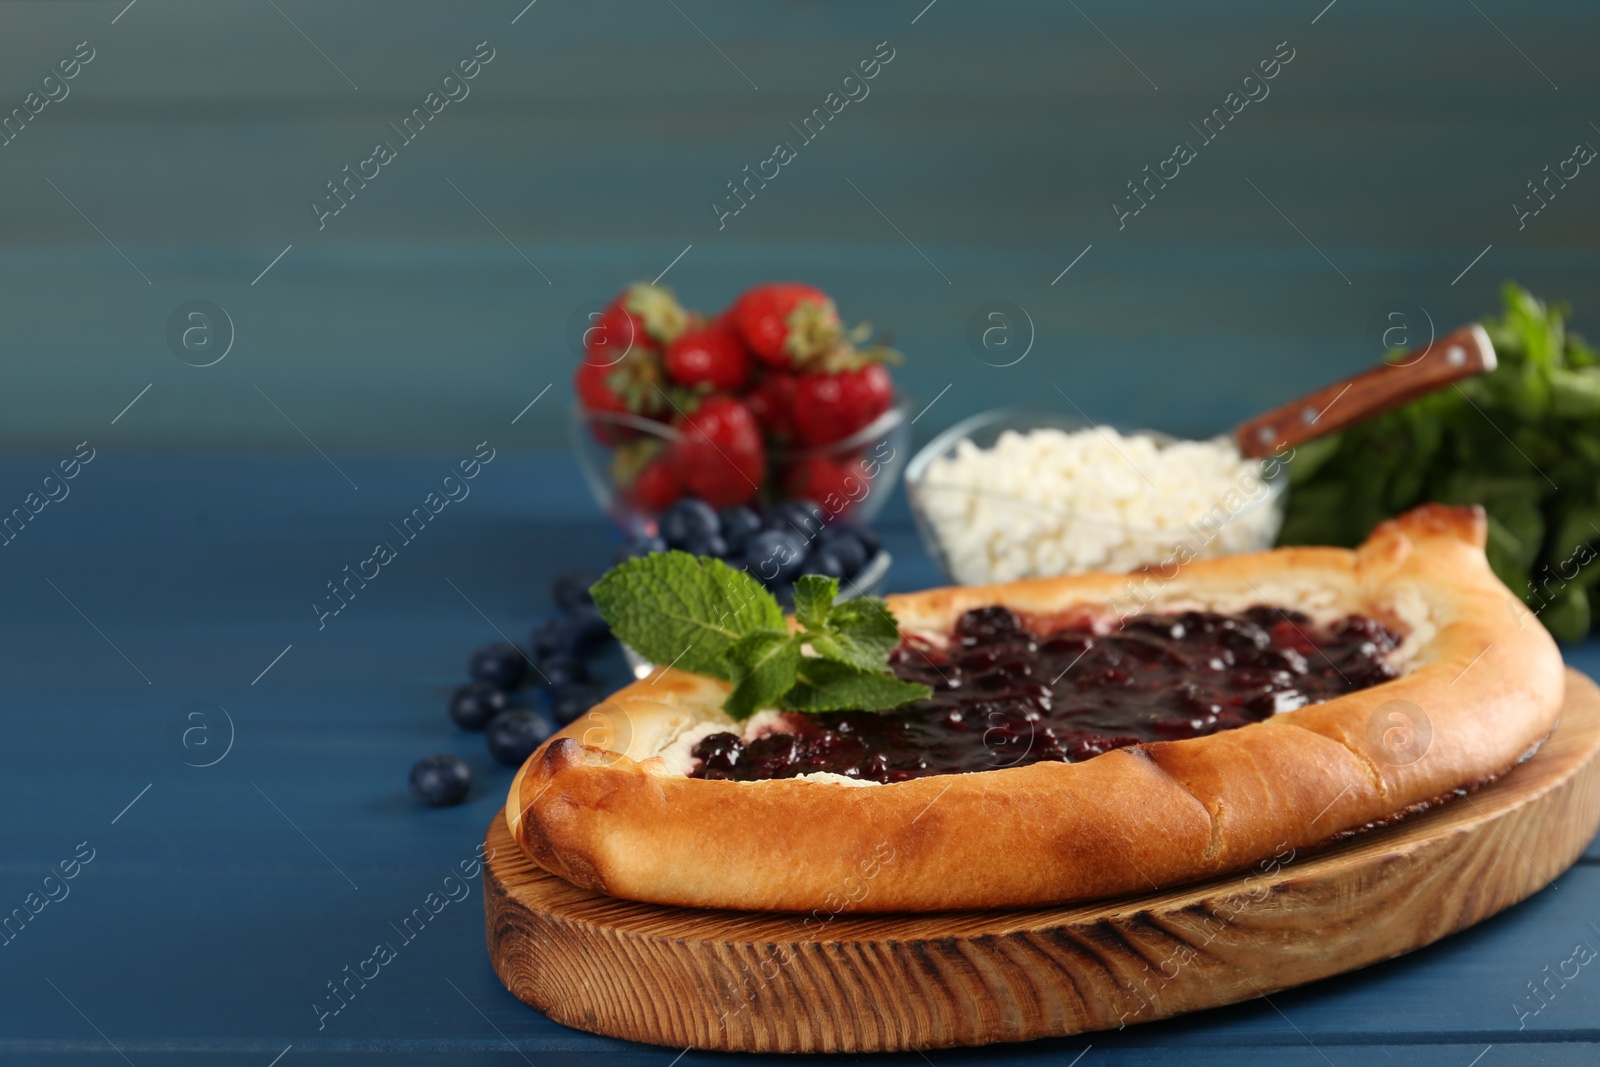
[483,669,1600,1054]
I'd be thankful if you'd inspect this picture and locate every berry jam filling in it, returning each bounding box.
[689,605,1403,784]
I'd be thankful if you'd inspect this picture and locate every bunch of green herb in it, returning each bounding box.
[1278,282,1600,641]
[591,552,931,719]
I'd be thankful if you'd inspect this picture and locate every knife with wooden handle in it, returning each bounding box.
[1233,324,1497,458]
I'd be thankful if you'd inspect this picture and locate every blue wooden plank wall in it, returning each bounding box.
[0,0,1595,451]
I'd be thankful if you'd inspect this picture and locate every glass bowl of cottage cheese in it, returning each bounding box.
[904,409,1288,585]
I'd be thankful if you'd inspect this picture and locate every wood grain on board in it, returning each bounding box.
[484,669,1600,1053]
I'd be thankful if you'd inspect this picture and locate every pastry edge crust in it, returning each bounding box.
[507,504,1565,913]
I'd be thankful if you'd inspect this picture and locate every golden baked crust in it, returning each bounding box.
[507,504,1565,912]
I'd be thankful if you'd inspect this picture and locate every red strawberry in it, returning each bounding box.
[791,362,895,448]
[609,439,682,513]
[585,283,688,366]
[745,371,799,443]
[628,457,682,513]
[784,456,870,517]
[664,321,752,391]
[731,283,842,368]
[584,302,645,368]
[670,395,766,508]
[574,347,669,444]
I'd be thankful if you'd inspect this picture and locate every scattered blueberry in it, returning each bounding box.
[486,709,557,766]
[744,528,809,584]
[718,507,762,554]
[409,754,472,807]
[468,642,528,689]
[660,499,720,549]
[615,534,667,564]
[449,682,510,731]
[539,654,590,688]
[553,570,600,614]
[529,616,581,663]
[568,603,612,649]
[551,680,603,725]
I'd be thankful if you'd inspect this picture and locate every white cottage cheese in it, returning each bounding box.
[916,427,1281,584]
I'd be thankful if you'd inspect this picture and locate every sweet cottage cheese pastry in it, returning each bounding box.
[506,505,1564,912]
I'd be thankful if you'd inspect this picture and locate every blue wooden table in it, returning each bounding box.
[0,451,1595,1066]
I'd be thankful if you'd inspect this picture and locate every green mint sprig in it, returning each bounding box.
[591,552,931,721]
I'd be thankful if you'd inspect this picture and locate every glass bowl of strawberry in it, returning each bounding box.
[570,281,913,534]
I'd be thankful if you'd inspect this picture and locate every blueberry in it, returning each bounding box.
[765,499,827,540]
[819,531,868,577]
[568,603,612,648]
[849,523,882,556]
[449,682,509,730]
[804,547,848,580]
[529,617,580,663]
[614,534,666,564]
[744,529,808,583]
[486,709,557,766]
[815,521,847,544]
[538,654,590,688]
[682,532,730,559]
[409,754,471,807]
[718,507,762,554]
[552,570,600,614]
[468,642,527,689]
[660,500,720,549]
[532,609,609,662]
[550,681,602,725]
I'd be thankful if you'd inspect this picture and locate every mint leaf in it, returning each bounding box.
[592,552,928,716]
[810,597,901,672]
[792,574,838,631]
[592,552,784,680]
[722,630,801,721]
[782,658,932,713]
